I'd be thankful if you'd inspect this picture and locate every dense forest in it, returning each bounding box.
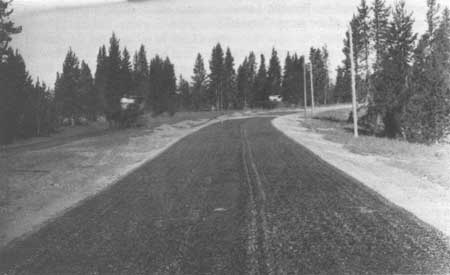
[338,0,450,143]
[1,0,449,145]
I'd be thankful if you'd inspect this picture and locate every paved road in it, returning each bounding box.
[1,117,450,274]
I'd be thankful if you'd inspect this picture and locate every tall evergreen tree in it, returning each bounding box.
[0,1,24,143]
[371,0,391,70]
[281,52,293,103]
[178,75,191,111]
[223,47,237,109]
[334,66,350,103]
[78,61,96,120]
[163,57,177,115]
[357,0,371,79]
[0,48,27,143]
[148,56,176,115]
[191,53,207,111]
[254,54,269,108]
[0,0,22,51]
[148,55,165,113]
[209,43,225,110]
[321,46,331,104]
[267,48,282,96]
[426,0,440,39]
[22,80,56,138]
[133,44,149,97]
[119,47,133,95]
[403,6,450,142]
[310,47,330,105]
[94,45,108,115]
[341,17,365,101]
[236,58,249,109]
[246,51,257,107]
[372,1,417,137]
[282,53,305,105]
[54,48,81,125]
[104,33,123,125]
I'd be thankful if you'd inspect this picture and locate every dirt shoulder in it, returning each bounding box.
[272,108,450,237]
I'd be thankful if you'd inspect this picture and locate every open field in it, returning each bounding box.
[273,108,450,237]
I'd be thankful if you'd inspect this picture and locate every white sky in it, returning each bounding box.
[10,0,430,86]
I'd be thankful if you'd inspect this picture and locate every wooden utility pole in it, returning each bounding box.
[309,61,315,115]
[349,24,359,137]
[303,57,307,118]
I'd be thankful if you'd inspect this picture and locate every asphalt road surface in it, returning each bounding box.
[1,117,450,274]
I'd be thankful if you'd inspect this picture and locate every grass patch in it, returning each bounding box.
[313,108,351,122]
[302,110,446,161]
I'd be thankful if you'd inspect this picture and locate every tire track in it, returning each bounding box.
[241,126,274,275]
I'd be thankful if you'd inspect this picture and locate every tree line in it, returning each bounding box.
[0,1,57,144]
[178,45,332,111]
[1,0,333,145]
[338,0,450,143]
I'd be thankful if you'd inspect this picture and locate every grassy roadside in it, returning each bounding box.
[305,108,450,187]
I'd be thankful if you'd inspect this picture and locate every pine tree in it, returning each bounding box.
[148,55,165,114]
[426,0,440,39]
[104,33,123,125]
[403,6,450,142]
[281,52,293,103]
[78,61,95,120]
[321,46,331,104]
[371,0,391,70]
[54,48,81,125]
[267,48,282,96]
[372,1,417,138]
[22,80,56,137]
[94,45,108,115]
[0,49,27,143]
[341,18,364,101]
[163,57,177,115]
[246,51,257,107]
[0,1,24,144]
[191,53,207,111]
[0,0,22,50]
[120,47,133,95]
[178,75,191,111]
[209,43,225,110]
[254,54,269,108]
[281,53,306,106]
[357,0,371,79]
[310,47,330,105]
[133,44,149,97]
[223,47,237,109]
[236,58,249,110]
[334,66,349,103]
